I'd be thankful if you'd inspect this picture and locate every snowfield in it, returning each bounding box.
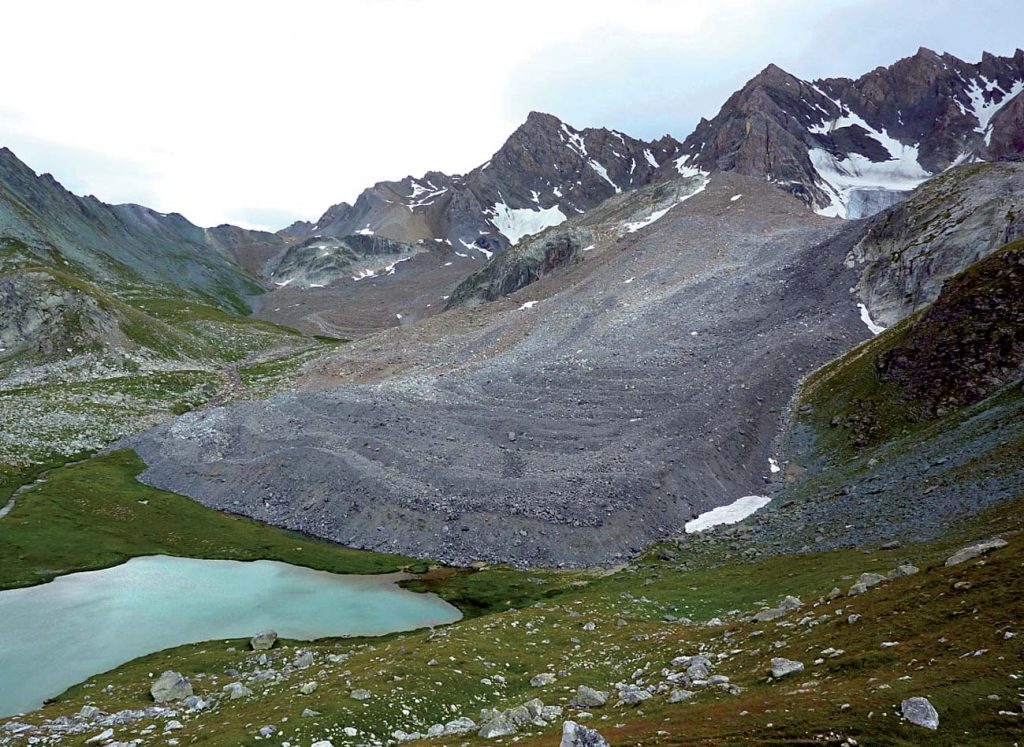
[489,202,567,245]
[686,495,772,533]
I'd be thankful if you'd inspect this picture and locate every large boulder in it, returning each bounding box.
[559,720,610,747]
[945,538,1008,566]
[150,671,193,703]
[770,658,804,679]
[570,686,609,708]
[250,630,278,651]
[901,696,939,730]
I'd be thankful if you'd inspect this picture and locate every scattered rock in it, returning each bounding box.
[901,696,939,730]
[150,671,193,703]
[223,682,253,700]
[258,725,277,738]
[616,685,653,706]
[559,720,610,747]
[351,689,371,701]
[293,651,314,669]
[770,658,805,679]
[668,689,696,703]
[887,564,919,580]
[250,630,278,651]
[531,673,557,687]
[848,572,887,596]
[945,538,1008,566]
[300,681,318,695]
[570,685,609,708]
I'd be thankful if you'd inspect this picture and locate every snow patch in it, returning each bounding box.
[518,300,538,310]
[769,457,781,474]
[643,149,659,167]
[460,238,493,260]
[356,224,374,236]
[858,303,887,335]
[686,495,772,533]
[489,202,567,245]
[730,194,742,202]
[588,159,621,193]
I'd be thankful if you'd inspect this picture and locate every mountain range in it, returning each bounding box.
[1,42,1023,747]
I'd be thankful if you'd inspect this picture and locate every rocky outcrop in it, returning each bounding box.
[150,671,192,703]
[266,234,425,289]
[446,175,707,308]
[875,238,1024,418]
[853,162,1024,326]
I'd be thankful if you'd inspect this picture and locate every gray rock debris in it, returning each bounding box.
[531,672,557,687]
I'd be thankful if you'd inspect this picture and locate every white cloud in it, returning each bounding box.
[1,0,1021,230]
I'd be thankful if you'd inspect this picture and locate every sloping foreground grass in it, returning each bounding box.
[7,497,1020,747]
[0,450,420,591]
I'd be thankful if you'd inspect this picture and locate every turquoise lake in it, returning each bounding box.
[0,555,461,717]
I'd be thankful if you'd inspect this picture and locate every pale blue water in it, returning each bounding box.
[0,556,461,717]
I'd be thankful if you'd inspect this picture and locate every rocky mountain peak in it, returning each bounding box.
[674,49,1024,218]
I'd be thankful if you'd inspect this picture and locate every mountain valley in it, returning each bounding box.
[1,43,1022,747]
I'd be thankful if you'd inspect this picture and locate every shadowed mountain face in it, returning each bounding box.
[280,112,681,256]
[667,48,1024,218]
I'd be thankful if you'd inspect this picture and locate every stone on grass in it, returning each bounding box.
[311,741,334,747]
[901,697,939,729]
[293,651,314,669]
[570,685,609,708]
[223,682,253,700]
[443,717,477,735]
[559,720,610,747]
[848,572,887,596]
[887,564,919,580]
[351,688,371,701]
[477,711,517,738]
[249,630,278,650]
[945,538,1008,566]
[668,688,696,703]
[770,658,804,679]
[300,681,318,695]
[531,672,557,687]
[150,671,193,703]
[617,685,652,706]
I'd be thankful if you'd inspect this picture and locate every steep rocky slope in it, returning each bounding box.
[666,48,1024,218]
[852,161,1024,325]
[130,174,869,567]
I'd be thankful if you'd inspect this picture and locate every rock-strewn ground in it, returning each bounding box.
[130,175,870,567]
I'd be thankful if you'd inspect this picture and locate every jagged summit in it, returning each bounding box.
[279,111,681,256]
[667,49,1024,217]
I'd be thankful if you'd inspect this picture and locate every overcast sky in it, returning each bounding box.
[3,0,1022,230]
